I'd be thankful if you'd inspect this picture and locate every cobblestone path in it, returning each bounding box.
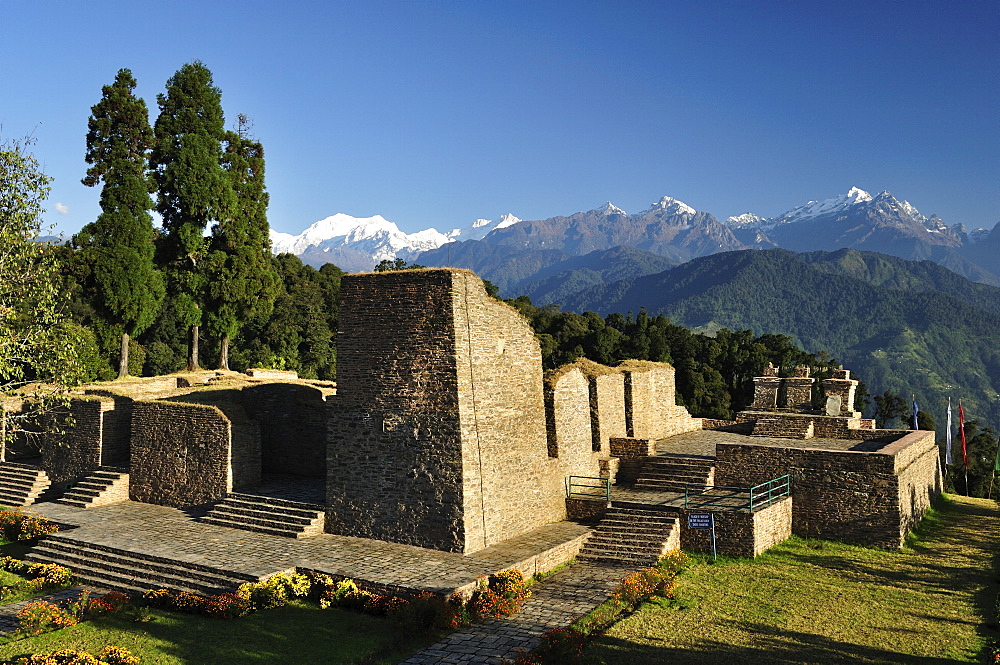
[401,562,625,665]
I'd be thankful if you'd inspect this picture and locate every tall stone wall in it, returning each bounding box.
[451,271,564,550]
[242,383,326,478]
[590,372,627,455]
[328,271,472,553]
[130,401,232,507]
[545,367,605,481]
[329,270,563,554]
[713,431,941,548]
[621,361,702,440]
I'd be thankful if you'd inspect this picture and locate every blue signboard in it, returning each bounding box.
[688,513,713,529]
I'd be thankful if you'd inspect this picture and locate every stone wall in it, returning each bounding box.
[329,270,563,554]
[545,366,605,480]
[242,383,327,479]
[452,271,565,551]
[130,400,232,507]
[590,372,627,455]
[713,431,941,548]
[40,398,105,486]
[677,497,792,557]
[620,361,702,439]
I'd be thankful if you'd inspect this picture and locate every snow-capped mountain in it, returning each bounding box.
[270,212,522,271]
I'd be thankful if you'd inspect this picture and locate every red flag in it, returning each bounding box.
[959,401,968,469]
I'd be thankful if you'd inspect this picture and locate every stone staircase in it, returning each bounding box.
[577,506,680,568]
[25,535,259,595]
[55,468,129,508]
[0,463,52,507]
[199,493,325,538]
[634,457,715,493]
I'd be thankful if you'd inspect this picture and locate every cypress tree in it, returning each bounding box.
[205,115,280,370]
[78,68,164,378]
[150,61,233,371]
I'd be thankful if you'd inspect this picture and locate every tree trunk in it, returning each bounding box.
[219,335,230,371]
[118,332,130,379]
[187,324,201,371]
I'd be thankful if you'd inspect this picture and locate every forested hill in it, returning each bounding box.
[560,248,1000,431]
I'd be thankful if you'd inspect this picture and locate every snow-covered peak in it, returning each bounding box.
[775,187,873,224]
[726,213,767,228]
[647,196,696,216]
[270,212,452,258]
[455,213,523,241]
[591,201,627,216]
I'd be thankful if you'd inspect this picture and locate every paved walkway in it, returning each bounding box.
[401,562,626,665]
[28,502,590,597]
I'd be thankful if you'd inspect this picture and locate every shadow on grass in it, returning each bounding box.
[591,621,969,665]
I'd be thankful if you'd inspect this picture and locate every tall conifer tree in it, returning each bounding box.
[78,69,164,378]
[205,115,280,370]
[150,61,233,371]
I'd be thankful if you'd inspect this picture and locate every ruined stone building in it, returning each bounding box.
[0,268,942,588]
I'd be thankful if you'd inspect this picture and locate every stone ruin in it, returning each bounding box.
[0,268,942,558]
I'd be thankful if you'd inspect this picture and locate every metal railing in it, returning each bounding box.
[565,475,611,502]
[684,474,790,511]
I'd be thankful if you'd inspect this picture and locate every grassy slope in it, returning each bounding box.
[590,495,1000,665]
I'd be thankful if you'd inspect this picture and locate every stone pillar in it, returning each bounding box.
[751,364,781,411]
[783,366,815,412]
[820,368,859,416]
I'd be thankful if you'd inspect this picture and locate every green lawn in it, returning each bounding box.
[589,494,1000,665]
[0,600,435,665]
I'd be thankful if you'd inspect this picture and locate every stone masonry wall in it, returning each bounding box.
[328,271,469,553]
[545,367,603,479]
[713,431,940,548]
[130,401,232,507]
[40,398,105,487]
[452,271,564,551]
[678,497,792,557]
[621,361,702,439]
[242,383,327,478]
[591,372,627,455]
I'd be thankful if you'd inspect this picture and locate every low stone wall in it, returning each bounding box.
[713,431,940,548]
[677,497,792,557]
[130,400,232,507]
[40,398,105,487]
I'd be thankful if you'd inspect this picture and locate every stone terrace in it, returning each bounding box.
[26,502,590,598]
[657,428,901,459]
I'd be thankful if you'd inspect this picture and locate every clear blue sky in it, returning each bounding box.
[3,0,997,237]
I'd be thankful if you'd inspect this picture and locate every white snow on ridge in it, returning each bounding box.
[776,187,873,223]
[646,196,697,216]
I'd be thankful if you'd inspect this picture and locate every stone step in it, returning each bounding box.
[217,499,322,521]
[55,470,129,509]
[598,518,677,531]
[199,516,315,539]
[0,464,51,507]
[204,506,321,529]
[227,493,325,513]
[25,536,257,595]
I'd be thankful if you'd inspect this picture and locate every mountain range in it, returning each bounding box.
[271,188,1000,291]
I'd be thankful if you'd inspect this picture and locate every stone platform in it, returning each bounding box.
[26,501,591,598]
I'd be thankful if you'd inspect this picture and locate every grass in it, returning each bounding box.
[587,494,1000,665]
[0,600,437,665]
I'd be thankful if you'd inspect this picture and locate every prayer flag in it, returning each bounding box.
[945,398,952,466]
[959,401,968,469]
[912,396,919,429]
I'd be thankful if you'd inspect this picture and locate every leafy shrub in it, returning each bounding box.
[83,591,131,619]
[10,646,138,665]
[533,627,587,665]
[468,569,531,620]
[0,509,59,541]
[389,591,468,633]
[17,600,79,635]
[201,592,251,619]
